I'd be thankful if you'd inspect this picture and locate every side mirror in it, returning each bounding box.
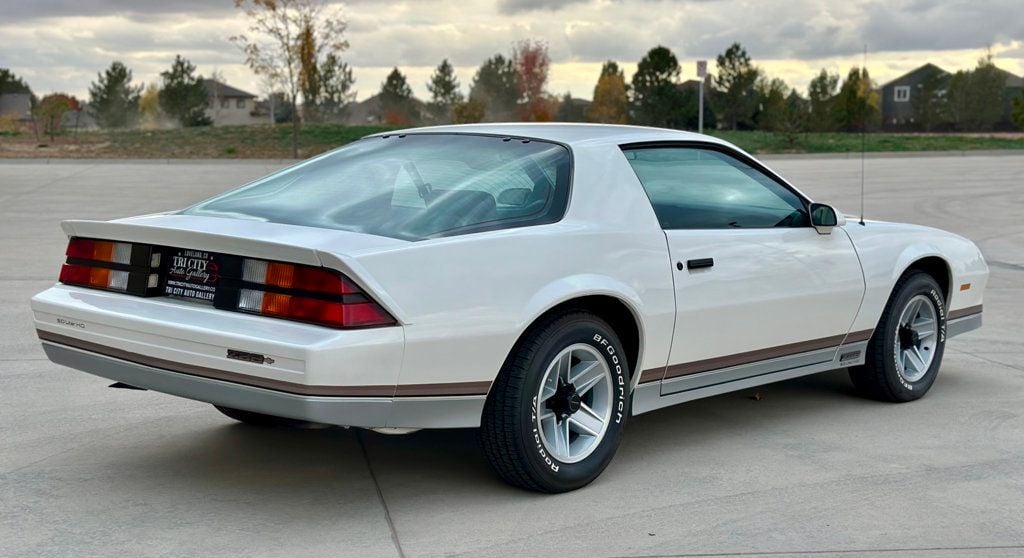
[497,188,531,206]
[809,203,845,235]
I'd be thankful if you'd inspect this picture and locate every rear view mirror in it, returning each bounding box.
[497,188,531,206]
[809,203,844,234]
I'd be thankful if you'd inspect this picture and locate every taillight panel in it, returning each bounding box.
[59,238,162,295]
[232,258,395,329]
[57,237,396,330]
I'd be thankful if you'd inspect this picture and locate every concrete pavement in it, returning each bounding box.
[1,155,1022,557]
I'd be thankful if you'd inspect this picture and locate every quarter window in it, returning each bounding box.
[622,147,809,229]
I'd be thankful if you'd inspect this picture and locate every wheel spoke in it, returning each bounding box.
[569,403,605,437]
[540,372,558,403]
[906,348,926,374]
[557,352,572,383]
[912,317,934,330]
[905,350,921,372]
[917,329,934,340]
[903,299,922,326]
[570,360,604,395]
[554,417,571,458]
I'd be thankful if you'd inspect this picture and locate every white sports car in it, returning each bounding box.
[32,124,987,492]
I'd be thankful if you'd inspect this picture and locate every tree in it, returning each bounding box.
[1013,92,1024,130]
[834,67,879,132]
[232,0,348,157]
[554,93,587,122]
[139,83,161,128]
[297,21,320,121]
[33,93,78,141]
[318,53,356,122]
[0,68,33,98]
[754,77,790,132]
[88,61,142,128]
[512,40,552,121]
[158,55,210,127]
[379,67,415,125]
[714,42,761,130]
[947,54,1005,131]
[631,46,685,127]
[780,91,809,146]
[912,70,949,132]
[586,61,629,124]
[426,59,463,123]
[469,54,518,121]
[807,69,839,132]
[453,99,486,123]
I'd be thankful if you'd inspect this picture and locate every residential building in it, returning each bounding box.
[0,93,32,125]
[202,79,263,126]
[880,63,950,130]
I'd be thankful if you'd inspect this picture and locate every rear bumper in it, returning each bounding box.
[42,340,485,429]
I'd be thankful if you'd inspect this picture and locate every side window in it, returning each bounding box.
[622,147,809,229]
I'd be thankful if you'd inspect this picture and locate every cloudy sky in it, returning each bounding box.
[1,0,1022,102]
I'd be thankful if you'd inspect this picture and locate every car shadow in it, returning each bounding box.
[97,368,883,504]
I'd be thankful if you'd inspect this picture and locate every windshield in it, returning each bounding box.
[183,133,572,241]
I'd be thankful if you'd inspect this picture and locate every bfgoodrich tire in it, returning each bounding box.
[479,311,630,493]
[849,271,947,402]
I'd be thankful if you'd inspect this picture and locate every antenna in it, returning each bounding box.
[859,44,867,226]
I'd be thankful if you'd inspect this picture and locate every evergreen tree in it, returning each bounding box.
[554,92,587,122]
[319,53,356,122]
[426,59,463,123]
[379,67,415,125]
[714,42,761,130]
[912,70,949,131]
[469,54,518,121]
[0,68,33,97]
[88,61,142,128]
[158,55,210,127]
[631,46,685,127]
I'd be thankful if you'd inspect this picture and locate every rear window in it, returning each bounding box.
[183,133,571,241]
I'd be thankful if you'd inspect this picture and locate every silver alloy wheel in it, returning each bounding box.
[894,294,939,383]
[535,343,614,464]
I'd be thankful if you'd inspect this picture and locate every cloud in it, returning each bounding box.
[495,0,592,15]
[1,0,1021,102]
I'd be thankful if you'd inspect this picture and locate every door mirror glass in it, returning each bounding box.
[809,203,841,234]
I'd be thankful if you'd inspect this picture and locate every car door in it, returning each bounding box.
[622,145,865,394]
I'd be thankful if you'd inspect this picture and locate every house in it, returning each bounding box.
[880,63,950,129]
[993,67,1024,130]
[0,93,32,124]
[202,79,264,126]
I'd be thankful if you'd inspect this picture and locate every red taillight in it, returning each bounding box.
[59,238,160,294]
[238,258,395,328]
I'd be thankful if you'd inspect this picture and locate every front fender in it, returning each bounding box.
[845,221,988,334]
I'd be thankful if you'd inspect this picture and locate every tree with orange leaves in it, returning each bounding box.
[512,40,551,121]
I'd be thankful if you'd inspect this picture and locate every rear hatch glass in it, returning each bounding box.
[182,133,571,241]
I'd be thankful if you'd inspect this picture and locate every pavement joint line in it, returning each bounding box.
[950,349,1024,374]
[627,544,1024,557]
[356,430,406,558]
[0,162,98,206]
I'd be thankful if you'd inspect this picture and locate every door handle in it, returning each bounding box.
[684,258,714,270]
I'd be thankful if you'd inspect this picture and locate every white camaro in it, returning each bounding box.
[32,124,987,492]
